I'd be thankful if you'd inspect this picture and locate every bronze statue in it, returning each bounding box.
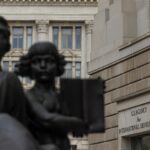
[0,16,27,128]
[0,16,43,150]
[15,42,86,150]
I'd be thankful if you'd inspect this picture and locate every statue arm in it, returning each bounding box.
[26,93,54,122]
[0,73,27,125]
[26,94,85,132]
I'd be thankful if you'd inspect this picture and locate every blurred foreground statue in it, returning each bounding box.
[0,16,44,150]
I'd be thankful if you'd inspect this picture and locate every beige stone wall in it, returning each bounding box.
[91,0,150,72]
[89,0,150,149]
[91,0,123,58]
[88,45,150,150]
[92,48,150,102]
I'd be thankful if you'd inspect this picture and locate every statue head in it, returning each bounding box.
[15,42,66,83]
[0,16,10,59]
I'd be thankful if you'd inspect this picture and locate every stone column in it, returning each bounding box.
[81,24,86,78]
[36,20,49,41]
[85,20,93,62]
[84,20,93,77]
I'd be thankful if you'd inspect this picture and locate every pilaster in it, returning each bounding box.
[84,20,93,77]
[85,20,93,62]
[36,20,49,41]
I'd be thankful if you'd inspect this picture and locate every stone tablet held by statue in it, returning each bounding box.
[59,78,105,133]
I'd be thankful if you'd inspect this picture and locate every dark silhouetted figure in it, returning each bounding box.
[0,16,43,150]
[15,42,86,150]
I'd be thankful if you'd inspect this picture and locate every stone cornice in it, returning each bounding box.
[0,0,98,6]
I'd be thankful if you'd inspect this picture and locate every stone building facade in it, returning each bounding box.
[88,0,150,150]
[0,0,98,150]
[0,0,98,86]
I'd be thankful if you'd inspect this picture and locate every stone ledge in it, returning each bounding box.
[0,0,98,6]
[88,127,118,144]
[108,77,150,102]
[106,62,150,92]
[92,49,150,81]
[104,78,150,104]
[88,34,150,75]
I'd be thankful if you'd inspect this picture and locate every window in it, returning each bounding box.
[61,62,81,78]
[26,27,33,48]
[12,27,23,49]
[11,61,18,72]
[2,61,9,71]
[61,27,73,49]
[52,24,82,79]
[2,60,18,72]
[75,27,81,49]
[62,62,72,78]
[131,135,150,150]
[12,26,33,50]
[75,62,81,78]
[52,25,82,50]
[53,27,59,48]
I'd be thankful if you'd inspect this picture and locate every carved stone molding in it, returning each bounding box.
[5,49,24,57]
[0,0,98,6]
[85,20,94,34]
[36,20,49,34]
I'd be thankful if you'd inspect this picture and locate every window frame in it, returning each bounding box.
[52,23,82,51]
[61,26,73,49]
[61,61,72,78]
[10,23,34,51]
[12,27,24,49]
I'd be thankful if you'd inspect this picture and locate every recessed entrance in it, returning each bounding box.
[131,135,150,150]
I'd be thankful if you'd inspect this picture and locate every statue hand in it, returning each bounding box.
[71,117,88,137]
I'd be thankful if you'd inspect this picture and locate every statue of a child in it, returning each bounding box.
[16,42,86,150]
